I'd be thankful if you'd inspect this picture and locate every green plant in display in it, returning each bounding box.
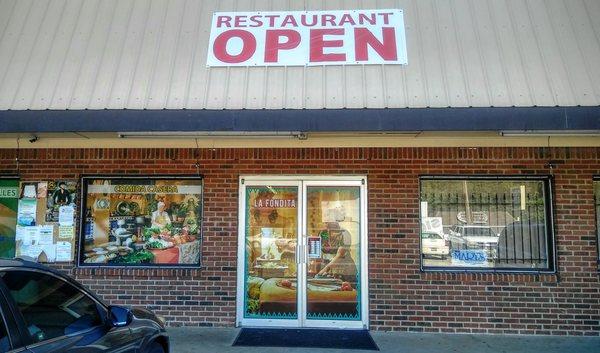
[110,249,155,264]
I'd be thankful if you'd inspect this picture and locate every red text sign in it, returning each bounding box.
[206,9,407,67]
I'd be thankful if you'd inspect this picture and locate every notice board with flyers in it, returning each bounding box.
[14,180,77,263]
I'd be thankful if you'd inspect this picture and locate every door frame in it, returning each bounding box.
[236,175,369,329]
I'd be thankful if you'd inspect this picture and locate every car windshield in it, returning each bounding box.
[464,227,494,237]
[422,233,442,239]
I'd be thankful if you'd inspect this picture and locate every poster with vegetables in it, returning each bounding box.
[80,177,202,266]
[0,179,19,258]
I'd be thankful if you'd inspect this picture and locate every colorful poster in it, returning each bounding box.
[0,179,19,257]
[17,198,37,226]
[45,180,77,223]
[81,178,202,266]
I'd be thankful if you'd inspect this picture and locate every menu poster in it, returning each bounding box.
[0,179,19,258]
[45,180,77,223]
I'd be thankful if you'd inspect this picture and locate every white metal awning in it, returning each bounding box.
[0,0,599,111]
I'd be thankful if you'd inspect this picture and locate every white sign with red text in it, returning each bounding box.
[206,9,407,67]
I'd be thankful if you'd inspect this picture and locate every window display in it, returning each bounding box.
[79,177,202,267]
[420,177,553,271]
[244,186,299,319]
[305,186,361,320]
[242,184,362,322]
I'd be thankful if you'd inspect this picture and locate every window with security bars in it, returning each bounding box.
[419,177,554,272]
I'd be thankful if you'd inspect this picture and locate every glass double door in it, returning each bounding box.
[237,177,368,329]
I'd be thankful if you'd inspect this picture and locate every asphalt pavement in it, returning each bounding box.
[167,327,600,353]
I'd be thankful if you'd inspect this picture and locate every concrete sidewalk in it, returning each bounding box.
[168,327,600,353]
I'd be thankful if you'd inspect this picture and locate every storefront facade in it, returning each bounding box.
[0,0,599,335]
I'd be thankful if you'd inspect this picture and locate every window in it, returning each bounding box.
[594,178,600,264]
[419,177,554,272]
[0,313,10,352]
[78,176,203,267]
[1,270,103,343]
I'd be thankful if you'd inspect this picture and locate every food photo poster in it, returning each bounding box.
[80,177,202,266]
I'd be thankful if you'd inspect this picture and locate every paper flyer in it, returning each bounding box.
[38,225,54,245]
[58,225,74,239]
[37,182,48,198]
[39,244,56,262]
[58,205,74,226]
[55,241,72,262]
[17,198,37,226]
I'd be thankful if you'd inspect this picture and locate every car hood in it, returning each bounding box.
[131,307,165,329]
[465,236,498,244]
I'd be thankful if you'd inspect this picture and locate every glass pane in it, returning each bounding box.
[306,186,360,320]
[1,271,103,343]
[244,186,298,319]
[420,179,550,270]
[0,312,10,351]
[82,178,202,266]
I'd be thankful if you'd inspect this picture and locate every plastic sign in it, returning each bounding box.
[206,9,407,67]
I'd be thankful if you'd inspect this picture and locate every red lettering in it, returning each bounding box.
[281,15,298,27]
[264,15,280,27]
[234,16,247,27]
[377,12,393,25]
[310,28,345,62]
[249,15,263,27]
[338,14,356,26]
[213,30,256,63]
[354,27,397,61]
[264,29,301,62]
[321,14,336,26]
[358,13,376,25]
[300,14,318,27]
[216,16,232,28]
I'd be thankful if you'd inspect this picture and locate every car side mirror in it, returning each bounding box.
[108,305,133,327]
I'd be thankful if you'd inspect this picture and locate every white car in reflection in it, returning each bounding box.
[448,225,499,259]
[421,232,450,259]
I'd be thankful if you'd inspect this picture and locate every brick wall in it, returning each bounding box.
[0,147,598,335]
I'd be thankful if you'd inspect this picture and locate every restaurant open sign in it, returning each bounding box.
[206,9,407,67]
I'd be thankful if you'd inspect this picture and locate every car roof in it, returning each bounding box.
[0,257,64,275]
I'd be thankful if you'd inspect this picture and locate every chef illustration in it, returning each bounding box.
[151,201,172,228]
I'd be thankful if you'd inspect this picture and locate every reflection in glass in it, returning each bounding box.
[306,186,360,320]
[420,179,551,270]
[244,186,298,319]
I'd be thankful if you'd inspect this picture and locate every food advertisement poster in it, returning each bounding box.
[0,179,19,258]
[46,180,77,223]
[80,177,202,266]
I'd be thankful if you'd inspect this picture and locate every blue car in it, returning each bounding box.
[0,258,169,353]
